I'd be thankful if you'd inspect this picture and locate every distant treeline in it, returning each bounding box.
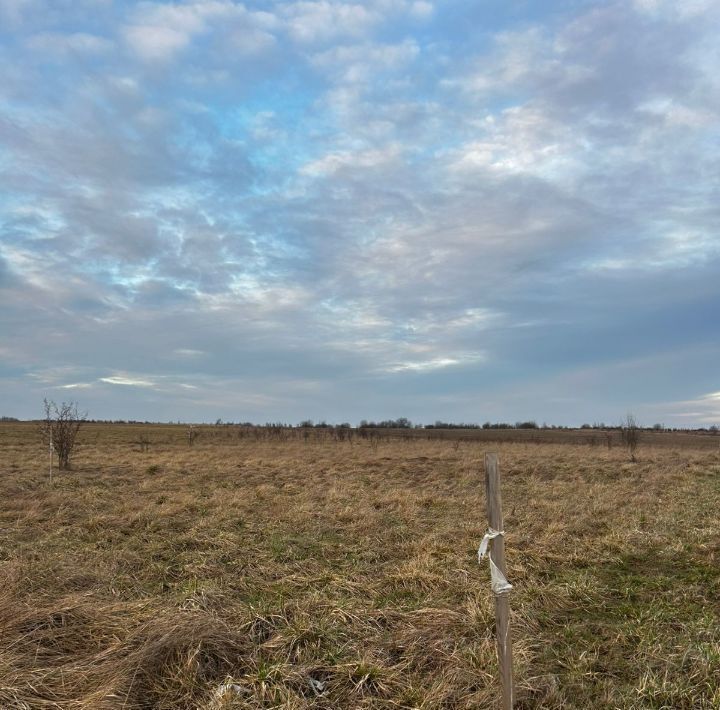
[3,415,718,434]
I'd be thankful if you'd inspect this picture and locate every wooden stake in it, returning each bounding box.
[485,452,514,709]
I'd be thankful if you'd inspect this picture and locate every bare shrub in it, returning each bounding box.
[134,434,152,452]
[620,413,641,460]
[40,399,86,470]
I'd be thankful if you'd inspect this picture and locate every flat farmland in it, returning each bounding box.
[0,423,718,709]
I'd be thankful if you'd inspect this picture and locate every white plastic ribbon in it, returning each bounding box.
[478,528,513,595]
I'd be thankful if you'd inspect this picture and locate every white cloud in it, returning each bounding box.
[281,1,379,44]
[632,0,716,18]
[311,39,420,81]
[26,32,114,55]
[100,375,155,387]
[663,391,720,425]
[226,27,276,55]
[409,1,433,20]
[388,352,485,373]
[123,25,192,61]
[300,145,401,176]
[448,104,581,178]
[389,357,459,372]
[0,0,38,28]
[583,224,719,274]
[637,98,716,127]
[122,0,273,61]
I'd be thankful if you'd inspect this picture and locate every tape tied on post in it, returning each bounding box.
[478,528,513,595]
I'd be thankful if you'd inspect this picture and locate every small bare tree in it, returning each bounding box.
[620,413,641,460]
[134,434,151,452]
[40,399,86,471]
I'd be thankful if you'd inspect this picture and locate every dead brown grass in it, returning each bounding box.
[0,423,718,708]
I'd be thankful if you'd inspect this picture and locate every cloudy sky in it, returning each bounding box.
[1,0,719,425]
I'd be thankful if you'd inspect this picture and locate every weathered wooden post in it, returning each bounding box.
[480,452,514,709]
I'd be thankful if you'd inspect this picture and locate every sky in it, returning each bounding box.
[1,0,719,426]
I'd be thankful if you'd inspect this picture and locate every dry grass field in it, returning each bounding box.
[0,423,718,709]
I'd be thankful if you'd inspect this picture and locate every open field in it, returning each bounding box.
[1,423,719,708]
